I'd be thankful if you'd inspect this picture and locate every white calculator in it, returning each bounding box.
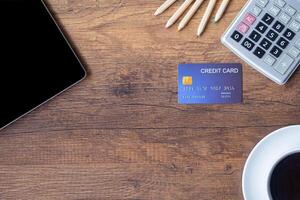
[222,0,300,85]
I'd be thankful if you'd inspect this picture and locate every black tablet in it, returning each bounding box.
[0,0,86,130]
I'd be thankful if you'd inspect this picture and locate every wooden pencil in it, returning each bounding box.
[154,0,178,16]
[214,0,231,22]
[166,0,194,28]
[178,0,205,31]
[197,0,217,36]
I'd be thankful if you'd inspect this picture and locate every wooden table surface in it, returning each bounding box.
[1,0,300,199]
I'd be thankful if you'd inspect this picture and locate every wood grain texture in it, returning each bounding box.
[1,0,300,199]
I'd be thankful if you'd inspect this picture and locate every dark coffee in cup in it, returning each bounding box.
[270,153,300,200]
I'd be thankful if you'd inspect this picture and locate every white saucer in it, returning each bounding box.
[243,125,300,200]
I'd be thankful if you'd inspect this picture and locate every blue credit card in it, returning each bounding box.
[178,63,243,104]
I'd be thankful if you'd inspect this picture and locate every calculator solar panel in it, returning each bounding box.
[222,0,300,84]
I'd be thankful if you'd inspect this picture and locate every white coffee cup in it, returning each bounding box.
[242,126,300,200]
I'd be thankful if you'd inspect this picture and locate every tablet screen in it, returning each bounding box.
[0,0,86,129]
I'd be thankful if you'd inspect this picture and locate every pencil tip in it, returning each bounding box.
[197,30,203,37]
[165,21,172,28]
[214,16,220,23]
[178,25,183,31]
[197,25,205,36]
[154,10,161,16]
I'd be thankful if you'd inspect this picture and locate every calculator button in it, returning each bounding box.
[237,22,250,34]
[271,46,283,58]
[249,30,262,42]
[295,13,300,22]
[254,47,266,58]
[231,31,243,42]
[266,30,279,41]
[277,37,289,49]
[279,12,291,24]
[283,29,295,40]
[260,38,272,50]
[262,13,275,25]
[256,22,268,33]
[273,0,286,8]
[275,54,294,74]
[242,38,255,51]
[264,55,276,66]
[289,20,300,32]
[295,38,300,49]
[273,21,285,33]
[288,46,300,58]
[269,6,281,16]
[256,0,269,8]
[244,13,257,25]
[252,6,262,16]
[284,6,296,16]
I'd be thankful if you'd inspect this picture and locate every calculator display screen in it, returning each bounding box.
[0,0,86,129]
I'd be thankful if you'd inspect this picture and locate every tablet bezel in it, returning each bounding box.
[0,0,87,130]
